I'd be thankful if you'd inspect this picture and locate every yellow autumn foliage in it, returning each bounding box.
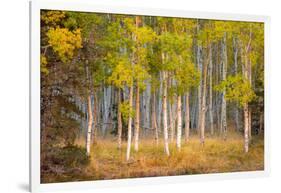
[41,11,65,26]
[40,54,49,75]
[47,27,82,62]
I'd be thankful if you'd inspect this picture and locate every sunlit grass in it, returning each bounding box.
[43,132,264,183]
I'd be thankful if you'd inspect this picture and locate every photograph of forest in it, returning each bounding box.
[40,10,264,183]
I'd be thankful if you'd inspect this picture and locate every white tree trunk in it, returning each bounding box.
[152,91,159,145]
[92,92,98,144]
[233,37,240,132]
[244,103,249,153]
[158,72,163,131]
[248,109,252,140]
[221,33,228,140]
[208,44,214,135]
[169,103,175,142]
[197,46,202,132]
[185,93,190,142]
[126,85,134,161]
[200,50,208,145]
[248,51,252,141]
[197,21,202,132]
[145,80,151,129]
[102,86,112,136]
[163,70,170,156]
[176,95,182,150]
[117,88,122,149]
[134,84,140,151]
[86,95,93,156]
[168,75,175,142]
[242,29,251,153]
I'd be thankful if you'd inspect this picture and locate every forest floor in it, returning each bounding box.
[42,132,264,183]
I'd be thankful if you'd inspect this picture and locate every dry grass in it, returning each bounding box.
[42,132,264,183]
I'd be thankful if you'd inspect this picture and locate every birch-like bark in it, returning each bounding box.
[247,26,253,142]
[169,76,175,142]
[176,95,182,150]
[85,62,93,156]
[169,103,175,142]
[248,45,252,141]
[208,44,214,135]
[158,72,163,131]
[126,84,134,161]
[145,81,151,129]
[102,86,111,136]
[197,51,202,133]
[244,103,249,153]
[152,91,159,145]
[200,50,208,145]
[197,20,202,132]
[134,84,140,151]
[242,33,251,153]
[215,43,221,133]
[163,70,170,156]
[117,88,122,149]
[191,96,196,129]
[233,37,240,131]
[92,92,98,144]
[248,109,252,140]
[221,33,227,140]
[185,93,190,142]
[86,95,93,155]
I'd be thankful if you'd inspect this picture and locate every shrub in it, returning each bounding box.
[56,145,90,167]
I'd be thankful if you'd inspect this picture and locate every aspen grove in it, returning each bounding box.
[40,10,264,183]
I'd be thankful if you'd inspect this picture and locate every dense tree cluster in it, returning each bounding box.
[40,10,264,165]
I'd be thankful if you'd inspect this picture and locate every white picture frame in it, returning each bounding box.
[30,0,271,192]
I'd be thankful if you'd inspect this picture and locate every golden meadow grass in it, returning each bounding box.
[42,132,264,183]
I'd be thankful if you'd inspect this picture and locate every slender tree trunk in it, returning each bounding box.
[126,84,134,161]
[158,72,163,132]
[86,95,93,155]
[233,37,240,132]
[221,33,228,140]
[163,70,170,156]
[152,91,159,145]
[102,85,111,137]
[248,109,252,140]
[145,80,151,130]
[185,92,190,142]
[169,75,175,143]
[134,84,140,151]
[169,102,175,142]
[92,91,98,144]
[209,43,214,135]
[244,103,249,153]
[117,88,122,149]
[242,29,252,153]
[197,20,202,133]
[215,43,221,133]
[248,55,252,141]
[200,50,208,145]
[176,95,182,150]
[247,26,253,141]
[97,88,101,135]
[197,45,202,132]
[85,62,93,156]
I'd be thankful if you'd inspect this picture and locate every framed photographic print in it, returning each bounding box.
[30,0,270,192]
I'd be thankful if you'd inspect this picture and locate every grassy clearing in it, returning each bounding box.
[41,133,264,183]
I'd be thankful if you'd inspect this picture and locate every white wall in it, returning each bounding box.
[0,0,280,192]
